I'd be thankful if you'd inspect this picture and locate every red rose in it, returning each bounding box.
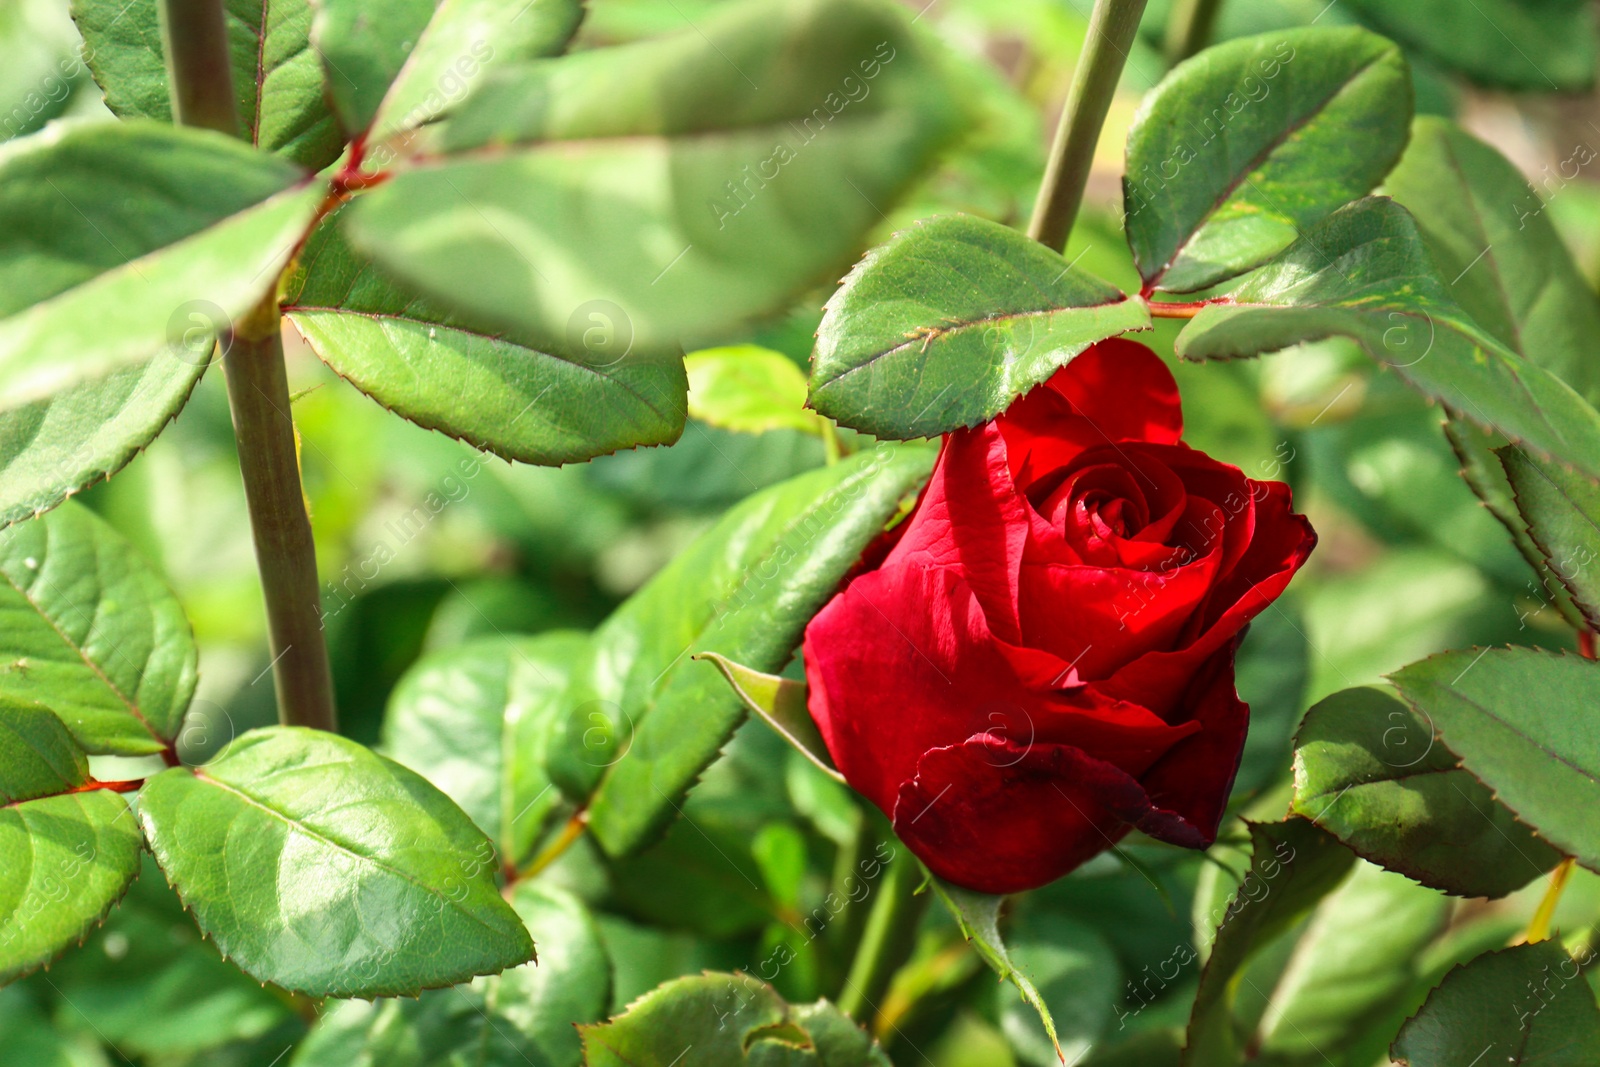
[801,339,1315,893]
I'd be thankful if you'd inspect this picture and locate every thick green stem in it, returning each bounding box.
[837,846,928,1025]
[158,0,240,136]
[1163,0,1223,67]
[223,324,339,732]
[1027,0,1150,252]
[162,0,338,731]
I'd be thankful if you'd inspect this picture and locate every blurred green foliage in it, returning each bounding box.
[5,0,1599,1061]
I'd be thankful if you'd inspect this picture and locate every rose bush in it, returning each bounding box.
[802,339,1316,892]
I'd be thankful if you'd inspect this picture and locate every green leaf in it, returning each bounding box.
[685,346,823,437]
[0,357,204,532]
[1126,26,1411,294]
[0,121,324,413]
[49,855,292,1057]
[998,913,1120,1067]
[383,631,586,870]
[694,653,840,781]
[1344,0,1596,91]
[0,702,143,984]
[285,215,687,465]
[1182,819,1355,1066]
[579,972,890,1067]
[1391,942,1600,1065]
[0,501,196,756]
[292,883,609,1067]
[71,0,344,169]
[0,790,143,985]
[809,213,1149,439]
[1446,419,1587,630]
[346,0,964,349]
[550,444,935,857]
[1291,686,1559,898]
[1500,447,1600,631]
[0,698,86,799]
[1383,117,1600,400]
[1177,197,1600,483]
[1385,117,1600,615]
[1252,861,1450,1060]
[931,878,1062,1062]
[313,0,582,140]
[1390,646,1600,872]
[139,725,534,996]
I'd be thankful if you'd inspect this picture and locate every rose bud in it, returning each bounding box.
[801,338,1316,894]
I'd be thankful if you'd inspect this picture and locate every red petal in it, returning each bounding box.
[883,423,1027,643]
[804,563,1197,818]
[999,338,1183,489]
[1135,641,1250,846]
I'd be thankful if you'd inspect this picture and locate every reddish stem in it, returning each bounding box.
[1580,630,1595,659]
[1146,297,1227,319]
[66,779,145,795]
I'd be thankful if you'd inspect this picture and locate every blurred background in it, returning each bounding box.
[4,0,1600,1063]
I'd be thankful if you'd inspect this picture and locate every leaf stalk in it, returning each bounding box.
[837,844,929,1027]
[1027,0,1150,252]
[158,0,240,136]
[161,0,338,731]
[1163,0,1223,67]
[222,323,339,732]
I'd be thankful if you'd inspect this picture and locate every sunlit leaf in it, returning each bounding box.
[140,726,533,996]
[1390,646,1600,872]
[1291,687,1559,898]
[811,213,1149,438]
[1127,27,1410,293]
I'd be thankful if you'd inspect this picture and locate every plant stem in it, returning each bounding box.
[518,811,589,881]
[158,0,240,136]
[820,420,843,466]
[162,0,338,732]
[1163,0,1223,67]
[1527,857,1577,944]
[838,845,928,1025]
[223,320,339,732]
[1027,0,1150,252]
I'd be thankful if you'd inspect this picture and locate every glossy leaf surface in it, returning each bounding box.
[0,790,143,984]
[811,213,1148,438]
[1291,687,1559,897]
[0,359,203,532]
[0,701,142,984]
[1390,647,1600,872]
[286,217,687,464]
[1178,197,1600,482]
[0,501,196,755]
[292,883,609,1067]
[1391,942,1600,1065]
[355,0,584,145]
[140,726,534,996]
[1127,27,1410,293]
